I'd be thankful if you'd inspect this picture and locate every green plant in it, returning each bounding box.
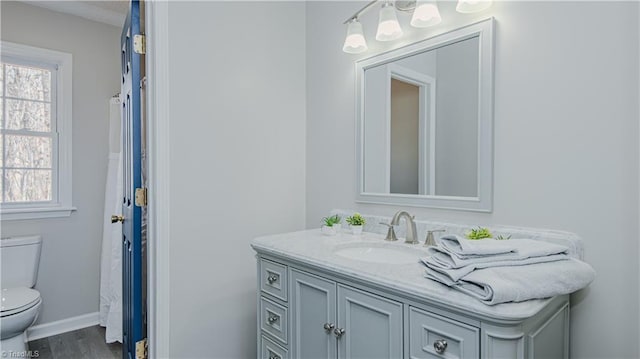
[495,234,512,240]
[466,227,492,240]
[322,215,341,227]
[345,213,366,226]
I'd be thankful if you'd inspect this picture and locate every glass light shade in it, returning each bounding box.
[342,20,368,54]
[456,0,492,13]
[376,3,403,41]
[410,1,442,28]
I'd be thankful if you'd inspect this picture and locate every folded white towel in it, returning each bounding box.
[425,258,595,305]
[427,238,569,269]
[422,253,569,282]
[437,234,517,256]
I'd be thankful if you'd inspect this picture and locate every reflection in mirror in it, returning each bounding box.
[356,19,493,211]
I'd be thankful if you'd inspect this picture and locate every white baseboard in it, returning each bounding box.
[26,312,100,342]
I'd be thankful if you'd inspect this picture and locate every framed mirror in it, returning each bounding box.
[355,18,494,212]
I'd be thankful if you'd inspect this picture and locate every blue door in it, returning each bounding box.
[121,1,145,358]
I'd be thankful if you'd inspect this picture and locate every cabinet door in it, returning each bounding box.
[337,285,403,359]
[290,269,337,359]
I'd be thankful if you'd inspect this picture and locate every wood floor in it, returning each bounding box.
[28,326,121,359]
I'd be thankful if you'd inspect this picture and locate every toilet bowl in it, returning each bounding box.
[0,237,43,353]
[1,288,42,352]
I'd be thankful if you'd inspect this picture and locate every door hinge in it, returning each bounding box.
[135,187,147,207]
[135,338,148,359]
[133,34,146,54]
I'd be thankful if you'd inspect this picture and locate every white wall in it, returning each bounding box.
[0,2,121,326]
[166,2,306,357]
[306,1,639,358]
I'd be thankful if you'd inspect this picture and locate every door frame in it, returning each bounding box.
[144,1,170,357]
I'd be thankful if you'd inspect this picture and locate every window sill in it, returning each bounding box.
[1,206,77,221]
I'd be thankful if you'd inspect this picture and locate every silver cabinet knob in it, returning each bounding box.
[333,328,346,338]
[267,315,278,324]
[323,323,335,333]
[434,339,447,354]
[268,353,281,359]
[267,274,278,284]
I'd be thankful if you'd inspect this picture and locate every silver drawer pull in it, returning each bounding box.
[267,315,279,324]
[333,328,346,338]
[268,353,281,359]
[267,274,278,284]
[323,323,335,333]
[434,339,447,354]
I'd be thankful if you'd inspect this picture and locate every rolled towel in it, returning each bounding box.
[427,238,569,269]
[425,258,595,305]
[422,253,569,282]
[437,234,516,256]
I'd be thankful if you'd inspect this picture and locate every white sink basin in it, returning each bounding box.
[333,242,425,265]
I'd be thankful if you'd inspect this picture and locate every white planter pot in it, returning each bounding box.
[350,225,363,235]
[321,225,337,236]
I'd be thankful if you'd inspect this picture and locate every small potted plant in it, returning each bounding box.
[321,215,342,236]
[345,213,366,235]
[465,227,492,240]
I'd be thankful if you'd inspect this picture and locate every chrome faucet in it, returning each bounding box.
[390,211,418,244]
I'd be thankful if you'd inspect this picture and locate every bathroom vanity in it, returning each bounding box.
[251,221,581,359]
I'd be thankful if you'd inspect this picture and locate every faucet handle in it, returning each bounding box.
[424,229,446,247]
[379,222,398,242]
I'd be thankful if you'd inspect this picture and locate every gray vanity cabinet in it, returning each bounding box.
[290,269,337,359]
[337,285,403,358]
[256,248,570,359]
[289,269,403,359]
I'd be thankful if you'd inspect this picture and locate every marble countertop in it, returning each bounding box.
[251,229,565,323]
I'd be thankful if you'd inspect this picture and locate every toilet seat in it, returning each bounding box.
[1,287,41,317]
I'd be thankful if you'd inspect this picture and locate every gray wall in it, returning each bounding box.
[435,37,478,197]
[166,2,306,358]
[0,2,120,325]
[305,1,639,358]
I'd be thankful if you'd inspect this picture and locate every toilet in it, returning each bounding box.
[0,236,43,353]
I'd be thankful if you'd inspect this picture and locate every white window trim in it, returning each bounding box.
[1,41,75,220]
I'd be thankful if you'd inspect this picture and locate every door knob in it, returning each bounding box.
[111,215,125,223]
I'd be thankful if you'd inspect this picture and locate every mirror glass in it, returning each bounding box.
[356,19,493,211]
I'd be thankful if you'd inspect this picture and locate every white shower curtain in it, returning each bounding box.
[99,95,123,343]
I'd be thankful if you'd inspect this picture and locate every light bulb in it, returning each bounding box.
[376,2,403,42]
[342,19,368,54]
[456,0,492,13]
[410,0,442,28]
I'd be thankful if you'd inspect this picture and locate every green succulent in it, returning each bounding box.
[322,215,341,227]
[466,227,492,240]
[345,213,366,226]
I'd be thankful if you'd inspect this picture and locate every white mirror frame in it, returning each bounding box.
[355,18,494,212]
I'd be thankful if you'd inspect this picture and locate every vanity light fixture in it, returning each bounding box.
[341,0,491,54]
[456,0,493,14]
[376,2,403,41]
[410,0,442,28]
[343,18,368,53]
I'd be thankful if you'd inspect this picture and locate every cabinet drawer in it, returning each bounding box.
[260,259,288,302]
[409,306,479,359]
[260,335,288,359]
[260,297,288,345]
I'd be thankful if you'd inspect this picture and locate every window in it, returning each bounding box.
[1,41,73,220]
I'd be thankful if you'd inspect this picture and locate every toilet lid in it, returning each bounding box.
[1,287,40,314]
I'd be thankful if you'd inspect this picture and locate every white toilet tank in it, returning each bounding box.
[0,236,42,289]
